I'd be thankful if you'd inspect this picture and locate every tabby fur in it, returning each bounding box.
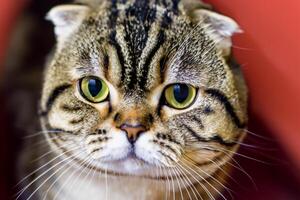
[19,0,247,199]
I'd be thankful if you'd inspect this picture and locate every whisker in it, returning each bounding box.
[232,45,253,51]
[192,145,272,165]
[61,136,94,187]
[42,150,89,199]
[75,157,95,196]
[87,159,98,191]
[174,165,201,200]
[245,129,276,141]
[164,165,171,200]
[14,145,80,189]
[159,165,169,200]
[179,160,228,200]
[22,129,71,140]
[204,157,240,187]
[181,158,230,200]
[157,149,198,200]
[176,162,215,200]
[31,140,78,164]
[182,156,234,199]
[15,146,81,199]
[25,134,77,152]
[235,141,277,151]
[168,167,176,200]
[190,144,260,190]
[53,156,93,200]
[219,147,273,165]
[25,150,84,200]
[170,167,185,200]
[213,149,258,190]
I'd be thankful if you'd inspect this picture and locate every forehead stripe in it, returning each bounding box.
[138,9,174,89]
[139,30,165,90]
[108,1,126,85]
[106,0,180,91]
[109,31,126,85]
[124,0,157,89]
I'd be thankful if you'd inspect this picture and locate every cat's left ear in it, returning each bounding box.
[189,7,242,56]
[46,5,90,43]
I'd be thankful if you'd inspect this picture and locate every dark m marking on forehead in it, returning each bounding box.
[138,9,174,90]
[109,31,126,85]
[138,31,165,90]
[124,0,157,89]
[108,1,126,85]
[129,2,178,91]
[105,0,180,91]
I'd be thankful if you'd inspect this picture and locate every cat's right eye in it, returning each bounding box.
[79,76,109,103]
[164,83,197,109]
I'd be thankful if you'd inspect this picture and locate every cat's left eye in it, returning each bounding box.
[164,83,197,109]
[79,76,109,103]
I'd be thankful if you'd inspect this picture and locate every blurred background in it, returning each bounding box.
[0,0,299,199]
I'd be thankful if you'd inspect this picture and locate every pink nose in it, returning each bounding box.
[120,124,146,144]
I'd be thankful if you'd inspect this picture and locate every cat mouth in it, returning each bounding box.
[104,149,149,166]
[84,159,182,181]
[74,149,185,181]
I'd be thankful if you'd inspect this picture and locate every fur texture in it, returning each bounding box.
[18,0,247,199]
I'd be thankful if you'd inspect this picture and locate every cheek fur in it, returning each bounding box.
[84,119,132,161]
[134,130,183,167]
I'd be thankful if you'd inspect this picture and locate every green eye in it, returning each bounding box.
[164,84,197,109]
[79,76,109,103]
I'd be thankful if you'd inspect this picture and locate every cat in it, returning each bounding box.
[17,0,247,199]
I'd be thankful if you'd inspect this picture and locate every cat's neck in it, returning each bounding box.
[54,171,165,200]
[40,161,166,200]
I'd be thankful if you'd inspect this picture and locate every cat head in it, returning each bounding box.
[41,0,247,180]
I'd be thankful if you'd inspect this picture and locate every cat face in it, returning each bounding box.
[41,0,247,181]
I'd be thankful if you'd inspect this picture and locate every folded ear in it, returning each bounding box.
[46,5,90,43]
[184,1,242,56]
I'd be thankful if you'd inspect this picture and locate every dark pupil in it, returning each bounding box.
[88,79,102,97]
[173,84,189,103]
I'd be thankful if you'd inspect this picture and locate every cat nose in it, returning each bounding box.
[120,124,146,144]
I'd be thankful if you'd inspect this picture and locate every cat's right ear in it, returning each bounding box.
[182,0,241,57]
[46,5,90,43]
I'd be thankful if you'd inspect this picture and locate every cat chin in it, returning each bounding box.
[91,158,157,176]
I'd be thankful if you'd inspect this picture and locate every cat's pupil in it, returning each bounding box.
[173,84,189,103]
[88,79,102,97]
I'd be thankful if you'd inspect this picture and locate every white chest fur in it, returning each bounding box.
[45,166,166,200]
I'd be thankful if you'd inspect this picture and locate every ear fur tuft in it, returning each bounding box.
[183,1,242,56]
[46,5,90,42]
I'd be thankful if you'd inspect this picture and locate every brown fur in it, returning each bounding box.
[18,0,247,199]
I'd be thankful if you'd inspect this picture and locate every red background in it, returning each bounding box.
[0,0,299,199]
[206,0,300,171]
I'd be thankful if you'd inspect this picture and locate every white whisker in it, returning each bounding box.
[245,129,275,141]
[176,162,215,200]
[25,150,83,200]
[54,156,93,200]
[42,149,88,199]
[16,146,81,200]
[22,130,69,140]
[15,145,80,190]
[182,156,234,199]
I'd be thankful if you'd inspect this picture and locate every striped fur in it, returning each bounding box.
[20,0,247,199]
